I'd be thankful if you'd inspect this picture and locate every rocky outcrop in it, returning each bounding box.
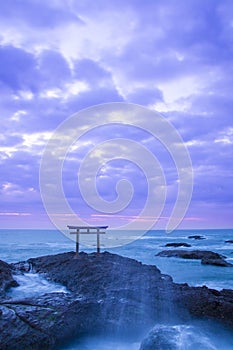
[188,235,205,240]
[140,325,181,350]
[0,292,104,350]
[139,325,217,350]
[226,240,233,244]
[1,252,175,349]
[165,242,191,247]
[156,249,232,267]
[156,249,224,260]
[0,251,233,349]
[201,257,232,267]
[174,284,233,328]
[0,260,18,296]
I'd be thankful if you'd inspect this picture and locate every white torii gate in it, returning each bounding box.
[67,225,108,256]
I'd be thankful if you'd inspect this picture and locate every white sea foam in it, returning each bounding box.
[7,273,68,299]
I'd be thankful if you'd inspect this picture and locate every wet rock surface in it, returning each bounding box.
[0,251,233,349]
[156,249,232,267]
[188,235,205,240]
[0,260,18,296]
[225,240,233,244]
[139,325,217,350]
[140,325,180,350]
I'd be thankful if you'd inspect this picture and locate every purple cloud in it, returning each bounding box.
[0,0,233,229]
[0,0,82,28]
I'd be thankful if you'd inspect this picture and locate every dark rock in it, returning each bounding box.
[140,325,179,350]
[165,242,191,248]
[0,302,55,350]
[12,261,31,272]
[0,260,18,296]
[156,250,232,267]
[225,240,233,244]
[1,252,176,349]
[201,258,232,267]
[174,284,233,329]
[0,251,233,349]
[188,235,205,240]
[139,325,216,350]
[156,249,225,260]
[0,292,105,350]
[28,251,164,298]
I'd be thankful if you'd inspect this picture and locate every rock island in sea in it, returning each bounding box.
[0,251,233,349]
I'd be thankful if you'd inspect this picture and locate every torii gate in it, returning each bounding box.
[67,225,108,256]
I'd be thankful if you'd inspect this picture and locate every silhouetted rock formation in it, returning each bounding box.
[188,235,205,240]
[165,242,191,247]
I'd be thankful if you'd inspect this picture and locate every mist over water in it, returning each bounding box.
[59,322,233,350]
[60,336,140,350]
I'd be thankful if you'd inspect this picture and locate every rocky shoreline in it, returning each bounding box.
[0,251,233,349]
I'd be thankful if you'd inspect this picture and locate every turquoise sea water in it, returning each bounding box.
[1,228,233,349]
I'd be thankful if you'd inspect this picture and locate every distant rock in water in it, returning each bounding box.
[225,240,233,244]
[201,258,232,267]
[156,250,224,260]
[139,325,216,350]
[165,242,191,248]
[156,250,232,267]
[188,235,205,240]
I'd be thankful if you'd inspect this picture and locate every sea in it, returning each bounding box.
[1,228,233,349]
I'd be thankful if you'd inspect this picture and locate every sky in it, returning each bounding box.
[0,0,232,230]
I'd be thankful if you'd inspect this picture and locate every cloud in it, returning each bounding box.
[73,59,112,84]
[37,50,72,89]
[0,212,31,216]
[0,0,82,28]
[0,0,233,228]
[0,45,73,93]
[0,45,36,91]
[126,87,163,106]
